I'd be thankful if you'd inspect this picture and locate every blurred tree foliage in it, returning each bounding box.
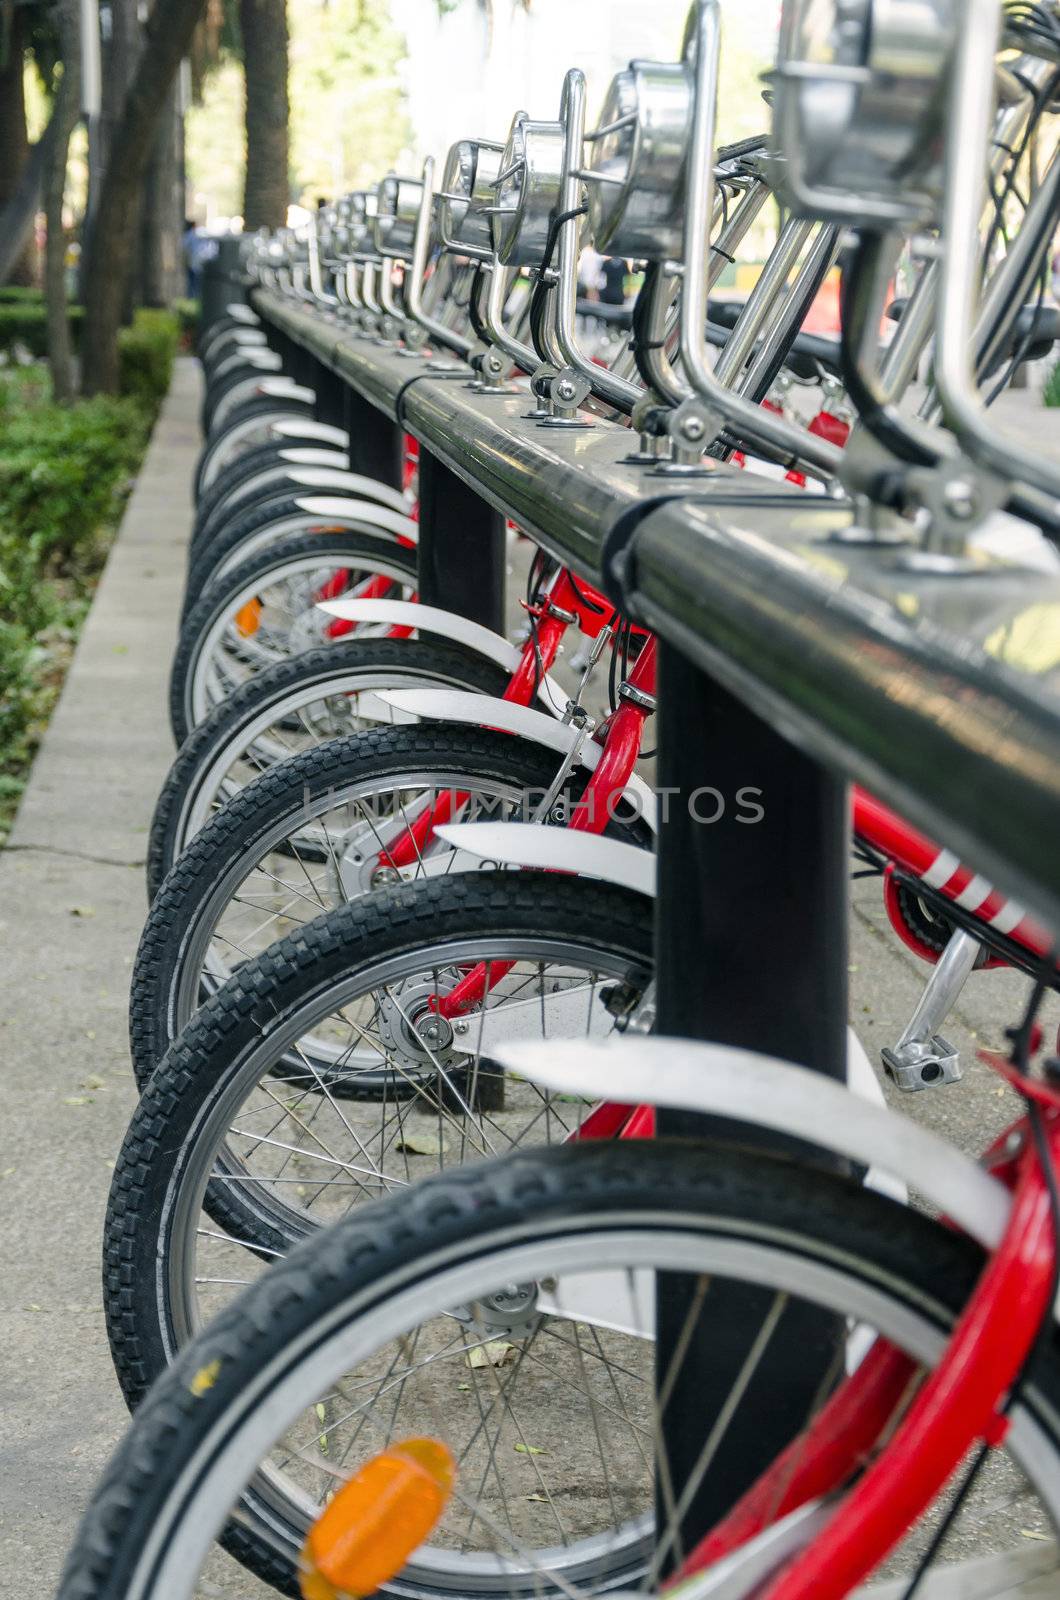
[187,0,410,220]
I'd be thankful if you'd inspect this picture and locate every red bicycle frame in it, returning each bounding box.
[379,566,644,878]
[669,1049,1059,1599]
[854,788,1053,969]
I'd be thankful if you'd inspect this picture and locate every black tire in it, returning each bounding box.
[189,443,349,550]
[194,399,316,499]
[108,872,654,1398]
[147,638,510,899]
[132,723,652,1086]
[77,1139,1060,1600]
[169,530,418,745]
[182,492,412,620]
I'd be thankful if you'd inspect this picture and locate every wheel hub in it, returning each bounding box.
[376,978,460,1068]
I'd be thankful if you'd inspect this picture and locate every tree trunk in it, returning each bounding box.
[140,87,184,308]
[81,0,208,395]
[45,6,83,404]
[0,112,58,287]
[0,6,35,284]
[240,0,289,230]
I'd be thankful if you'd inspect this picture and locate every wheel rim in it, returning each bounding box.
[187,549,416,725]
[173,766,566,1062]
[133,1208,1060,1600]
[165,931,649,1337]
[176,668,501,859]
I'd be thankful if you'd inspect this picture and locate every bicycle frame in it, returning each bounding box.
[854,788,1054,972]
[676,1051,1060,1600]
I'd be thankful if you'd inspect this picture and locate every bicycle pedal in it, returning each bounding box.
[881,1035,962,1092]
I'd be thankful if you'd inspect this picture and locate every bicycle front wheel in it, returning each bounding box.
[72,1139,1060,1600]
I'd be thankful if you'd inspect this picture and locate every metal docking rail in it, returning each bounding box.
[254,286,1060,940]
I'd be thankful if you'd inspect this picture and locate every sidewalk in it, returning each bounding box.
[0,361,200,1595]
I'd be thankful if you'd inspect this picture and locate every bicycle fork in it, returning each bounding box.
[433,635,657,1020]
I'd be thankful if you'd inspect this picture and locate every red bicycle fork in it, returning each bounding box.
[379,569,618,876]
[432,635,657,1020]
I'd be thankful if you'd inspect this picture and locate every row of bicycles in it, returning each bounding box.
[59,2,1060,1597]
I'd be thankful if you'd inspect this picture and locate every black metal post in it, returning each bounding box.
[312,363,349,432]
[287,341,320,394]
[416,448,506,632]
[653,640,849,1561]
[199,237,247,337]
[343,389,404,490]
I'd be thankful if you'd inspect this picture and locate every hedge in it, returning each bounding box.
[0,310,176,837]
[118,309,181,410]
[0,304,179,404]
[0,300,85,357]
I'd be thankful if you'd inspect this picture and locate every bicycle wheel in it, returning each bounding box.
[183,494,415,620]
[189,444,350,548]
[194,401,320,497]
[169,530,418,743]
[132,723,651,1085]
[107,872,653,1393]
[79,1140,1060,1600]
[147,638,511,898]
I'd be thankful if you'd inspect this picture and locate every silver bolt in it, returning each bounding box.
[680,415,706,442]
[1004,1129,1024,1156]
[556,379,577,403]
[942,478,979,521]
[454,1020,469,1035]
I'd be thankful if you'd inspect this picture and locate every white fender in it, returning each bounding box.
[493,1036,1010,1254]
[213,348,282,376]
[226,303,260,324]
[436,822,655,896]
[382,689,657,827]
[208,326,266,349]
[272,418,348,446]
[274,448,348,467]
[293,499,419,543]
[255,377,315,403]
[316,599,567,712]
[211,376,316,435]
[436,820,884,1127]
[288,469,412,514]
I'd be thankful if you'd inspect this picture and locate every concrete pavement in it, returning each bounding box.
[0,361,200,1595]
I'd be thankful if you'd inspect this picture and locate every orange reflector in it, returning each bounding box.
[235,598,263,637]
[299,1437,455,1600]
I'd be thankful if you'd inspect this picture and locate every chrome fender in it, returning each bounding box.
[255,376,314,402]
[290,499,419,543]
[288,469,412,514]
[436,821,655,895]
[316,600,567,712]
[381,689,656,828]
[494,1036,1009,1252]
